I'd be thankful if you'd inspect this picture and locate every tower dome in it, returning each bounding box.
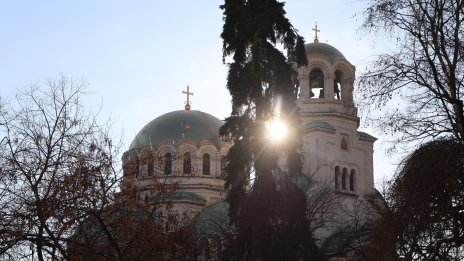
[129,110,223,149]
[304,42,346,62]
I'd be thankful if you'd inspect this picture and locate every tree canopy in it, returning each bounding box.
[367,138,464,260]
[0,77,120,260]
[359,0,464,149]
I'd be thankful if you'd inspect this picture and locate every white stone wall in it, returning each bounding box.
[297,51,375,198]
[297,48,376,246]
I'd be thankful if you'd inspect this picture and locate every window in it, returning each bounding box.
[199,235,210,256]
[203,153,210,175]
[342,168,347,190]
[135,158,140,178]
[221,156,227,177]
[164,153,172,175]
[335,165,356,193]
[309,69,325,98]
[335,166,340,189]
[334,70,342,100]
[147,160,153,176]
[350,169,355,191]
[341,136,348,150]
[183,152,191,175]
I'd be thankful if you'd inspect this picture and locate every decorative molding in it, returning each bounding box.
[307,60,331,76]
[303,127,336,135]
[358,136,377,143]
[333,61,355,80]
[300,111,360,122]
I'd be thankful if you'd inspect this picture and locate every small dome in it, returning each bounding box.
[321,229,354,256]
[149,192,207,204]
[302,121,336,131]
[129,110,223,149]
[305,42,346,62]
[193,201,230,235]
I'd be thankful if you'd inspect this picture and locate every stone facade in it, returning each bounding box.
[298,42,375,198]
[122,130,229,215]
[296,42,376,253]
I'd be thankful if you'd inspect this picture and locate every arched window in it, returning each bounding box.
[199,235,210,256]
[221,156,227,177]
[202,153,210,175]
[135,158,140,178]
[341,136,348,150]
[309,69,325,98]
[342,168,348,190]
[147,160,154,176]
[350,169,355,191]
[183,152,191,175]
[334,70,342,100]
[164,153,172,175]
[335,166,340,189]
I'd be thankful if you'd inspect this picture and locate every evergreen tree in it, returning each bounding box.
[219,1,324,259]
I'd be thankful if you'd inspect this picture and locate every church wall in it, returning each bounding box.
[298,48,375,199]
[302,131,373,196]
[355,139,374,194]
[122,139,228,214]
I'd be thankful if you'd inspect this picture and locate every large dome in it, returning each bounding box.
[305,42,346,62]
[129,110,224,149]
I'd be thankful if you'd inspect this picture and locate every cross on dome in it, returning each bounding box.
[182,85,194,110]
[312,23,320,43]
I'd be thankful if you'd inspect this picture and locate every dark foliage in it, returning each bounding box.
[219,0,325,260]
[367,138,464,260]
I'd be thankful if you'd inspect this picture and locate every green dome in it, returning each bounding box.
[321,229,354,256]
[193,202,231,235]
[149,192,207,204]
[302,121,336,131]
[357,131,377,141]
[305,42,346,62]
[129,110,223,149]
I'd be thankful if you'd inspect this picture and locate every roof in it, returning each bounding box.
[149,192,207,203]
[305,42,346,62]
[302,121,336,131]
[321,229,353,255]
[357,131,377,141]
[193,201,233,235]
[129,110,224,149]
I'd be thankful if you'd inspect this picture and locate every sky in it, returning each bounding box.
[0,0,399,185]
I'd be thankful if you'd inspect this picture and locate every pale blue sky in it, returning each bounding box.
[0,1,397,184]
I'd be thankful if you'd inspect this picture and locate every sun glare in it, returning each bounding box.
[268,120,287,141]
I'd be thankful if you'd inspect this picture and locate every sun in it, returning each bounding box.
[267,120,288,141]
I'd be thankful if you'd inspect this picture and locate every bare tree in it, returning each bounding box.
[358,0,464,150]
[68,191,196,261]
[357,2,464,259]
[298,163,342,236]
[0,76,120,260]
[68,145,198,260]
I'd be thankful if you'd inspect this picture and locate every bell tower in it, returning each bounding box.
[297,32,376,197]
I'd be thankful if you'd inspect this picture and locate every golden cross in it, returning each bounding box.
[312,23,320,43]
[182,85,194,110]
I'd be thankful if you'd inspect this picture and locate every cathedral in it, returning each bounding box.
[121,32,376,259]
